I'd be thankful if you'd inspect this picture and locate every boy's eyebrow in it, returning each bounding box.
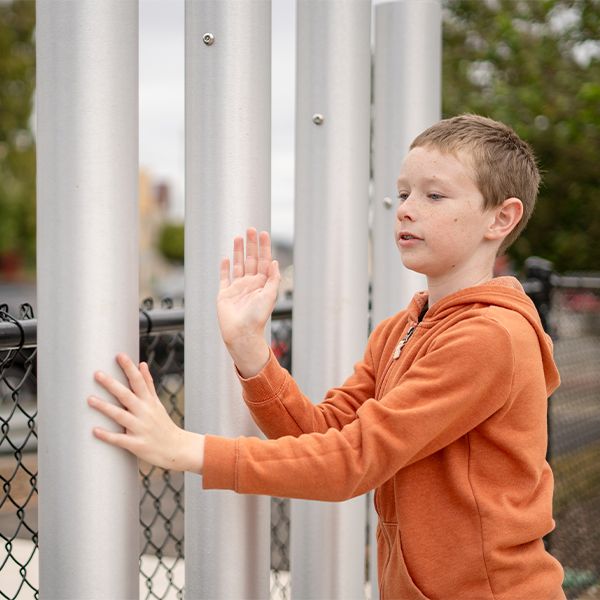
[396,175,452,188]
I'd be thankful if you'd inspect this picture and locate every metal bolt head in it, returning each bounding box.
[203,33,215,46]
[312,113,324,125]
[383,196,393,209]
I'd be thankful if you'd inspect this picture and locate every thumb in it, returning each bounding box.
[263,260,281,299]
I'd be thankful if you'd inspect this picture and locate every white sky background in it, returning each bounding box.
[139,0,297,242]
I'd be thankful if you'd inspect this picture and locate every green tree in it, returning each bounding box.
[442,0,600,272]
[0,0,36,276]
[158,222,184,264]
[2,0,598,274]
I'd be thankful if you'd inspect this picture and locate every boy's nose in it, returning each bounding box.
[396,197,416,221]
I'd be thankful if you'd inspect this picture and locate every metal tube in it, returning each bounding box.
[36,1,139,598]
[370,1,441,596]
[293,1,371,597]
[184,1,271,597]
[372,0,441,322]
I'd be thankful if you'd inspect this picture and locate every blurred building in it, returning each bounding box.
[272,238,294,301]
[1,172,293,311]
[139,169,181,301]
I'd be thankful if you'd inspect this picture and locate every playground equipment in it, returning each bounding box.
[36,0,440,598]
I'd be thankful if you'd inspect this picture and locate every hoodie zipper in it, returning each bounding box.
[392,324,417,359]
[376,322,418,399]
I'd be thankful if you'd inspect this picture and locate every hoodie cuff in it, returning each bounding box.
[202,435,239,491]
[236,347,288,404]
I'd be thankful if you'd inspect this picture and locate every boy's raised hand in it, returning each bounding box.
[217,228,281,378]
[88,354,204,473]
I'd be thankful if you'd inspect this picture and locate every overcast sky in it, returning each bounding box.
[139,0,296,241]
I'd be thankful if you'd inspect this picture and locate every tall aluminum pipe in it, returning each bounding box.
[370,1,442,596]
[292,1,372,598]
[184,2,271,597]
[372,0,441,321]
[36,2,140,598]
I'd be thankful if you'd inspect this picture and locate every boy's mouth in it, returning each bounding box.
[398,232,422,241]
[397,231,423,248]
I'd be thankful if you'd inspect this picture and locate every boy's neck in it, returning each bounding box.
[426,269,494,307]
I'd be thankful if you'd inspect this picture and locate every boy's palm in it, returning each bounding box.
[217,229,280,347]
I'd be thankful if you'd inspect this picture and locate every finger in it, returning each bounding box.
[117,353,149,399]
[88,395,137,431]
[92,426,136,453]
[244,228,258,276]
[140,362,157,396]
[257,231,272,276]
[263,260,281,299]
[94,370,138,410]
[232,236,245,279]
[219,257,231,290]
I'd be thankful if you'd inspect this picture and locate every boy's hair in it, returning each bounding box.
[410,114,540,254]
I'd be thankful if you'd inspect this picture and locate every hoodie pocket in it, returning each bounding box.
[377,521,431,600]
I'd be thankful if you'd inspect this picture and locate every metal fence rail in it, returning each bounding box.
[1,280,599,599]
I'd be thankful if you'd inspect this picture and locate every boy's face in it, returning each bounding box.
[395,146,498,280]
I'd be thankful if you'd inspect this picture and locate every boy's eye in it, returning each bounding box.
[397,192,409,201]
[429,193,444,201]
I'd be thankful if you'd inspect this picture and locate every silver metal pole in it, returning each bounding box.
[36,1,139,598]
[185,1,271,597]
[372,0,441,321]
[293,1,371,598]
[370,1,441,596]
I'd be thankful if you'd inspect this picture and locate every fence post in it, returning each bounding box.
[524,256,555,336]
[370,0,441,595]
[184,1,271,597]
[292,1,371,597]
[36,1,140,598]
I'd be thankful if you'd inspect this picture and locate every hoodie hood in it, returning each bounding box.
[406,276,560,396]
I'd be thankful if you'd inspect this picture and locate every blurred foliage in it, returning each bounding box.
[1,0,599,273]
[0,0,35,273]
[442,0,600,272]
[158,222,184,264]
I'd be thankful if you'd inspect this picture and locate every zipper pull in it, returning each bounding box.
[393,325,417,360]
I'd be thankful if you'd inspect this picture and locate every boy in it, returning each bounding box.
[88,115,565,599]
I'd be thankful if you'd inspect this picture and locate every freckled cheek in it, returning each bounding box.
[432,219,472,250]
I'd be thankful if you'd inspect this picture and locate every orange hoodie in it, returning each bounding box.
[203,277,565,600]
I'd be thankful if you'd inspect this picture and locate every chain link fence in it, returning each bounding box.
[1,280,599,599]
[546,282,600,599]
[269,315,293,600]
[0,303,38,600]
[0,299,293,600]
[138,298,186,600]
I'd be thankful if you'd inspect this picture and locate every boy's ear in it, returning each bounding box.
[485,197,523,242]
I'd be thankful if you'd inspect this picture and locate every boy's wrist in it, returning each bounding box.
[226,336,270,378]
[176,430,205,474]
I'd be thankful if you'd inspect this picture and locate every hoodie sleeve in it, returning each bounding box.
[203,316,514,500]
[235,322,383,438]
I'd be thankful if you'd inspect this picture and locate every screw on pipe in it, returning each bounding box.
[203,33,215,46]
[312,114,324,125]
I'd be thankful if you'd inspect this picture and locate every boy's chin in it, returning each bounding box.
[399,254,429,275]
